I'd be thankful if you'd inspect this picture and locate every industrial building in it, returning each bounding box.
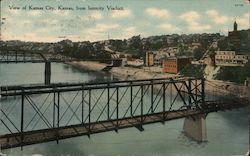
[163,57,191,74]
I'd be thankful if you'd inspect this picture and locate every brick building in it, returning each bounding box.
[163,57,191,74]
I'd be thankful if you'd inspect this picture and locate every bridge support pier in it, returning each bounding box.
[45,62,51,85]
[183,114,207,142]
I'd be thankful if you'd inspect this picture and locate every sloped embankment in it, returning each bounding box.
[214,64,250,83]
[179,64,206,78]
[180,63,250,84]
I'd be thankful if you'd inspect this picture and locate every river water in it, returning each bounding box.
[0,63,248,156]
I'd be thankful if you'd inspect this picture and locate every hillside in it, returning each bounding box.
[218,29,250,54]
[0,32,223,59]
[1,30,249,83]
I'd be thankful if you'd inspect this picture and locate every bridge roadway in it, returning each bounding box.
[0,99,248,150]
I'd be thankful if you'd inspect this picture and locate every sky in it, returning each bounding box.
[0,0,249,42]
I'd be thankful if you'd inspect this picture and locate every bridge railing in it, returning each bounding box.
[0,49,116,63]
[0,50,45,63]
[0,50,77,63]
[0,78,204,138]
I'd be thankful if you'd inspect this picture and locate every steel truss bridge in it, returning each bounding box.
[0,77,249,149]
[0,49,122,84]
[0,49,120,63]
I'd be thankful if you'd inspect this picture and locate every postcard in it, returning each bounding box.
[0,0,250,155]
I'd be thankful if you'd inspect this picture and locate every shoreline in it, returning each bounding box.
[67,61,180,80]
[66,61,108,73]
[67,61,250,99]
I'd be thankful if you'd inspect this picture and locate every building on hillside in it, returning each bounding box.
[191,42,202,50]
[126,59,144,67]
[145,51,154,66]
[126,55,144,67]
[228,20,241,51]
[157,48,176,57]
[146,51,166,67]
[163,57,191,74]
[153,54,165,67]
[215,51,249,66]
[167,47,179,54]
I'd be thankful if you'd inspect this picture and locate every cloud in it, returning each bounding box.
[145,8,171,18]
[22,20,33,27]
[41,19,58,25]
[159,23,181,32]
[52,10,69,16]
[82,24,139,41]
[111,10,132,19]
[206,10,229,24]
[8,9,20,15]
[107,26,141,40]
[82,23,120,41]
[221,27,230,34]
[90,12,103,20]
[27,10,42,17]
[179,11,199,24]
[90,24,119,32]
[22,33,38,39]
[124,27,136,32]
[237,13,249,29]
[122,26,138,38]
[36,28,50,33]
[6,19,33,27]
[179,11,211,32]
[192,24,211,32]
[2,32,59,42]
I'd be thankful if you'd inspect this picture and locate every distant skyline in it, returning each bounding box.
[0,0,249,42]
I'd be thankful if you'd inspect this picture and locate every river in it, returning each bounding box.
[0,63,248,156]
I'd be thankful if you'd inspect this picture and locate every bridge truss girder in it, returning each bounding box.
[0,78,204,149]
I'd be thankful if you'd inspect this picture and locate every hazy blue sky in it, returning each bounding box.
[1,0,249,42]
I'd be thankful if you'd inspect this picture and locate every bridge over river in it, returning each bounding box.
[0,49,250,152]
[0,49,122,84]
[0,77,249,150]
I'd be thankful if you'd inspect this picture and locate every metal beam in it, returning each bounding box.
[1,77,227,150]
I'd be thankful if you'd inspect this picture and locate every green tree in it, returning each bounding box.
[193,48,206,60]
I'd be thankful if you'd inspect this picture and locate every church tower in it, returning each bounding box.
[228,19,240,51]
[234,20,238,31]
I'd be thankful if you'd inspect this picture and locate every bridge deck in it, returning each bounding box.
[0,109,199,149]
[1,101,248,150]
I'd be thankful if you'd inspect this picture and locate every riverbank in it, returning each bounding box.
[67,61,108,72]
[205,80,250,100]
[67,61,179,80]
[67,61,250,99]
